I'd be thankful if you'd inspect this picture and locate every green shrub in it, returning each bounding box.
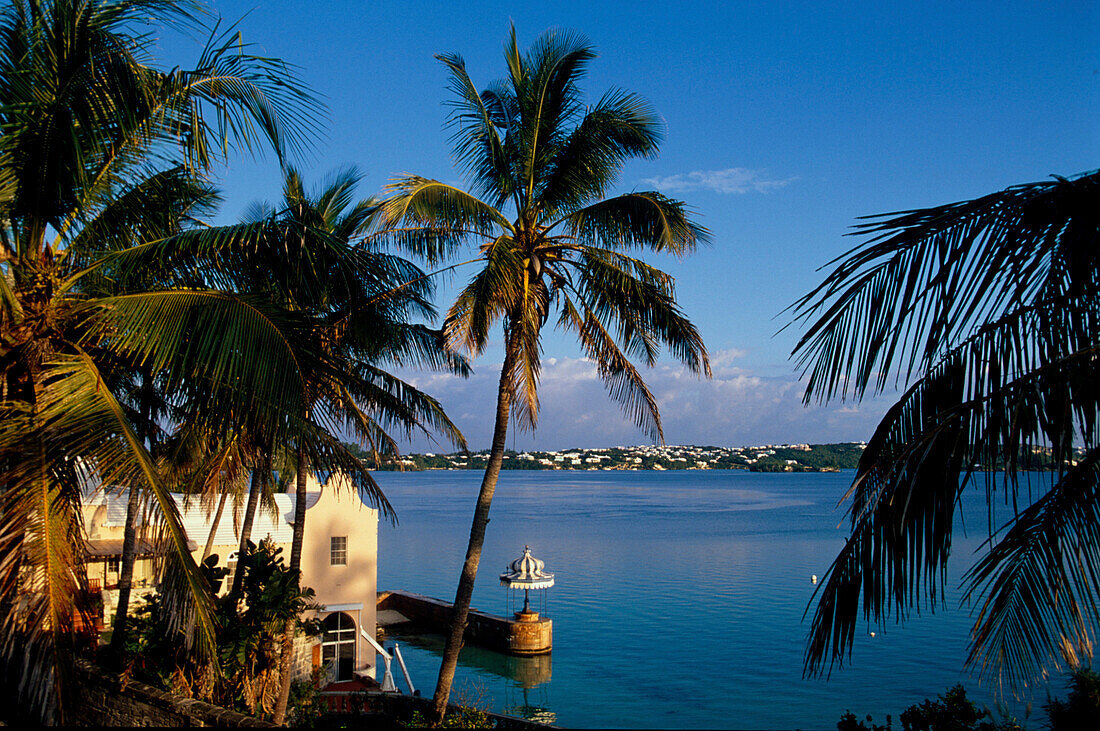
[121,539,321,721]
[403,705,494,729]
[898,685,996,731]
[1045,669,1100,730]
[837,710,891,730]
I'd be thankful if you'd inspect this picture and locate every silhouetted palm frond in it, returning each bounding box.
[792,169,1100,691]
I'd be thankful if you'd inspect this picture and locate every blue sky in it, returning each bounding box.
[163,1,1097,451]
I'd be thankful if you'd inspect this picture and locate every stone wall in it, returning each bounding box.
[327,690,556,730]
[72,659,274,727]
[291,631,321,683]
[377,590,552,654]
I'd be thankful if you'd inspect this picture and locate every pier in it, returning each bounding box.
[377,590,552,655]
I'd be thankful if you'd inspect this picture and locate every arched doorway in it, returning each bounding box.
[322,612,356,681]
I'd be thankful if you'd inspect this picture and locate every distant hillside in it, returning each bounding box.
[345,441,868,472]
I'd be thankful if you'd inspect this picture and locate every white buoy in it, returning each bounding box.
[811,574,818,585]
[869,631,876,638]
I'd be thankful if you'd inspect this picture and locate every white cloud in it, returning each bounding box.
[641,168,795,194]
[385,349,894,453]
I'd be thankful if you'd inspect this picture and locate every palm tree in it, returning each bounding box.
[789,169,1100,690]
[382,27,711,722]
[0,1,320,721]
[207,168,470,724]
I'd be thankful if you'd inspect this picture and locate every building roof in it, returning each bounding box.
[85,486,336,552]
[86,537,198,557]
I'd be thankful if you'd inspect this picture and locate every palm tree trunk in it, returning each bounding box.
[108,484,141,655]
[429,334,518,724]
[109,372,153,656]
[227,466,265,604]
[201,488,230,562]
[272,443,309,725]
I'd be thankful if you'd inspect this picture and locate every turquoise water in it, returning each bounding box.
[372,469,1048,729]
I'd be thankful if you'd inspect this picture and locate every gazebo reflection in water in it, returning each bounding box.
[500,545,556,724]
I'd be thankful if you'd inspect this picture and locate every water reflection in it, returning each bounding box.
[376,471,1038,728]
[393,633,555,724]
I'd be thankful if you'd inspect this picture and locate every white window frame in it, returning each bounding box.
[330,536,347,566]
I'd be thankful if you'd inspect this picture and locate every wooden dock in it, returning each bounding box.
[377,590,552,655]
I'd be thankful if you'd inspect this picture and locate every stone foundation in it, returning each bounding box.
[71,659,273,727]
[508,610,553,655]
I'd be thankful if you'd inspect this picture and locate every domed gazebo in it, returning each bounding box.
[500,545,554,614]
[499,546,555,654]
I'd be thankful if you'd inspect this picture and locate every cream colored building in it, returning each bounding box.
[82,472,379,681]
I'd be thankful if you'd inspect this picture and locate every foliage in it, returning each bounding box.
[382,25,710,442]
[837,684,1027,731]
[213,540,322,717]
[403,685,495,729]
[357,442,868,472]
[286,669,326,728]
[214,167,470,724]
[124,540,322,719]
[0,1,466,725]
[1045,669,1100,730]
[0,0,320,721]
[234,167,468,510]
[898,685,997,731]
[790,169,1100,688]
[122,557,225,698]
[404,705,495,728]
[837,710,892,731]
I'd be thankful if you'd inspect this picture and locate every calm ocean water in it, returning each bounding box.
[370,469,1051,730]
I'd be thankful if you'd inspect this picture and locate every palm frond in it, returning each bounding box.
[319,360,467,452]
[443,236,523,353]
[561,191,709,254]
[0,263,21,322]
[509,28,595,206]
[291,420,395,523]
[569,246,711,375]
[156,17,324,167]
[802,296,1100,681]
[964,450,1100,689]
[36,350,218,652]
[0,347,219,720]
[382,176,511,263]
[436,51,513,206]
[506,277,549,430]
[558,295,663,441]
[0,1,320,251]
[62,166,221,275]
[539,88,662,215]
[77,290,315,444]
[0,400,86,724]
[803,358,970,677]
[789,170,1100,402]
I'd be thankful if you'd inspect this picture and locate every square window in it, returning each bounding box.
[330,536,347,566]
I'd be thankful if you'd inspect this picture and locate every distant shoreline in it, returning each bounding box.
[355,442,868,473]
[353,440,1080,474]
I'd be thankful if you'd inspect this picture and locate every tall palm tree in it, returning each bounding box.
[207,168,470,724]
[789,169,1100,690]
[382,27,711,722]
[0,1,320,721]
